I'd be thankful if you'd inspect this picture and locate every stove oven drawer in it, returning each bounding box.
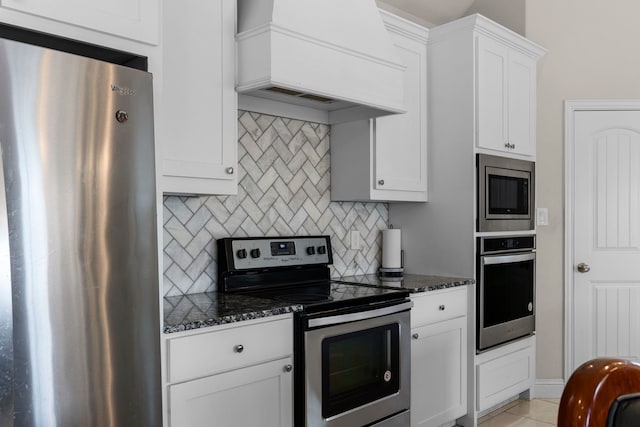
[167,316,293,383]
[411,287,467,328]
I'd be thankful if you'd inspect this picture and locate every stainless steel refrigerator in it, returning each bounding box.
[0,37,161,426]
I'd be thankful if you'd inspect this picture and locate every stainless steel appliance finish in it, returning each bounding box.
[477,154,535,232]
[0,38,160,426]
[217,236,411,427]
[477,236,536,351]
[304,302,411,427]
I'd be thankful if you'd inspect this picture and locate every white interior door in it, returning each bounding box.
[569,107,640,373]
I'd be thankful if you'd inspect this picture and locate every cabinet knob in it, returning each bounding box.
[378,179,385,186]
[504,143,511,149]
[234,344,244,353]
[412,333,419,340]
[439,305,446,311]
[284,364,293,373]
[226,167,234,174]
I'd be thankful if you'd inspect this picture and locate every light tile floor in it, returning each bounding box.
[478,398,560,426]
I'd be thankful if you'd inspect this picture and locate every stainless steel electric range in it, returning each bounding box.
[217,236,412,427]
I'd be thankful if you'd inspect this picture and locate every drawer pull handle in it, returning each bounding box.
[284,364,293,373]
[234,344,244,353]
[439,305,446,311]
[412,333,419,340]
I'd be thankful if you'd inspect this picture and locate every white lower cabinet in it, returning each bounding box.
[165,316,293,427]
[411,288,468,427]
[169,356,293,427]
[475,335,535,413]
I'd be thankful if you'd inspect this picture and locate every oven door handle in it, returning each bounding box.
[483,252,535,265]
[308,300,413,328]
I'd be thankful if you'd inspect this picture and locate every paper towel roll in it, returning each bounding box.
[382,229,402,269]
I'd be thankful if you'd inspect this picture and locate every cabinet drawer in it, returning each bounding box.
[168,318,292,383]
[411,287,467,327]
[476,341,535,411]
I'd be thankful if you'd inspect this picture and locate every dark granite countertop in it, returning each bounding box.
[163,292,302,334]
[337,273,474,293]
[163,274,473,334]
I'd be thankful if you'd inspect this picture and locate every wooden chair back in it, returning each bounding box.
[558,358,640,427]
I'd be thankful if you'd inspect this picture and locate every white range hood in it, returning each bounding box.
[236,0,407,124]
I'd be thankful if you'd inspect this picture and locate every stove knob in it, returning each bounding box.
[237,249,248,259]
[317,246,326,255]
[250,248,261,258]
[306,246,316,255]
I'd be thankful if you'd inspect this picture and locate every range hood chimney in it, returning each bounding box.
[236,0,407,124]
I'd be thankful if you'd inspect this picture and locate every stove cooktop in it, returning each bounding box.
[216,236,409,313]
[239,280,409,313]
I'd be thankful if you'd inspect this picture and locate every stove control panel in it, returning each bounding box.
[227,236,332,270]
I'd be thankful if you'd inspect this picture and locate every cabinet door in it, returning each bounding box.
[0,0,158,44]
[477,36,536,157]
[507,50,537,156]
[411,316,467,427]
[169,357,293,427]
[374,30,427,197]
[160,0,237,195]
[476,36,509,154]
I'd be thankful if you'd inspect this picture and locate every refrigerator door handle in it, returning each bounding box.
[0,147,14,426]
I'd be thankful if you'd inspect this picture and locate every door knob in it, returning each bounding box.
[577,263,590,273]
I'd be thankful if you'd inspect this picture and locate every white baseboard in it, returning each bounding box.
[533,379,564,398]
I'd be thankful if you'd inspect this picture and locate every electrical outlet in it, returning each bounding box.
[349,230,361,250]
[536,207,549,226]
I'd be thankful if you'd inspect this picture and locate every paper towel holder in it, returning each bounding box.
[379,249,404,278]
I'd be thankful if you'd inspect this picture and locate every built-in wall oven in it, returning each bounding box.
[477,154,535,232]
[477,235,536,351]
[217,236,412,427]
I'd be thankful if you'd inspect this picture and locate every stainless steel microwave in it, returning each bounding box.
[477,154,535,232]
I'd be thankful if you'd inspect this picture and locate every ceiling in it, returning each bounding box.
[377,0,475,25]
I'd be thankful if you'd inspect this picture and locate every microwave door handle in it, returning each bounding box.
[483,252,535,265]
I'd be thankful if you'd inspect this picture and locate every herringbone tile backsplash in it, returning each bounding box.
[163,111,389,297]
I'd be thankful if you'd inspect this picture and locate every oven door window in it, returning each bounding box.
[486,168,530,216]
[321,324,400,419]
[483,258,534,327]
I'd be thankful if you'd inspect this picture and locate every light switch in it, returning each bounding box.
[536,208,549,226]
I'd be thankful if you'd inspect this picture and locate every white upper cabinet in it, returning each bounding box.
[331,11,428,202]
[159,0,237,195]
[477,35,537,157]
[0,0,158,44]
[428,14,545,160]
